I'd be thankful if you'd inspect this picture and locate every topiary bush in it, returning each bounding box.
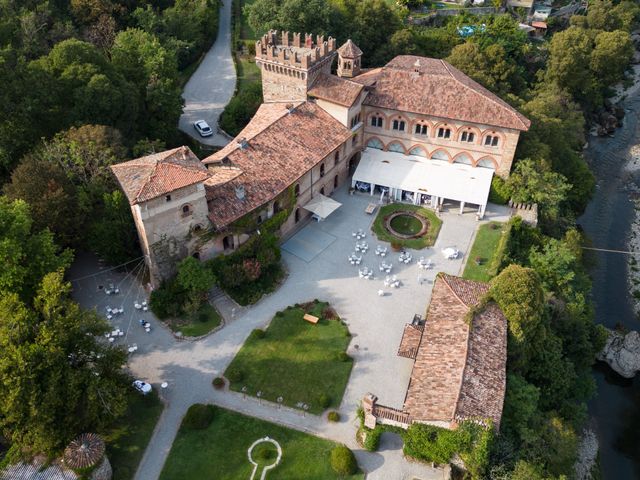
[328,411,340,422]
[318,393,331,409]
[330,444,357,475]
[182,404,215,430]
[212,377,225,389]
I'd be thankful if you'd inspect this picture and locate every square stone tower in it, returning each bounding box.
[255,30,337,103]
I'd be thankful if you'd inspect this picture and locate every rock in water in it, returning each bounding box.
[597,329,640,378]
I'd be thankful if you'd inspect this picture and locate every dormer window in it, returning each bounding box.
[460,131,475,143]
[437,127,451,139]
[485,135,499,147]
[414,124,428,135]
[392,119,405,131]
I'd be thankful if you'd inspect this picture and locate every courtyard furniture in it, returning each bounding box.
[365,203,377,215]
[378,289,384,296]
[418,258,433,270]
[303,314,319,324]
[442,247,460,260]
[398,252,412,264]
[375,245,388,256]
[135,302,142,310]
[355,241,368,252]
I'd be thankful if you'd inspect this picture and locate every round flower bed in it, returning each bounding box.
[384,211,429,239]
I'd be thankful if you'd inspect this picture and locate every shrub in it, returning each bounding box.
[182,404,215,430]
[489,175,511,205]
[318,393,331,409]
[337,352,351,362]
[149,278,187,319]
[243,258,262,281]
[226,368,244,383]
[328,411,340,422]
[251,328,266,340]
[363,426,383,451]
[330,445,357,475]
[212,377,225,389]
[322,306,338,320]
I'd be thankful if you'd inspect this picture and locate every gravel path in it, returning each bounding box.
[70,189,510,480]
[178,0,236,146]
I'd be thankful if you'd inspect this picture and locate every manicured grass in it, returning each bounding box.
[390,214,423,235]
[224,301,353,414]
[372,203,442,249]
[462,221,506,282]
[160,406,364,480]
[103,391,164,480]
[166,303,222,337]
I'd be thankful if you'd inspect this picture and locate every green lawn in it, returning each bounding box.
[462,221,506,282]
[103,391,164,480]
[237,53,261,90]
[160,406,364,480]
[224,301,353,414]
[166,303,222,337]
[372,203,442,249]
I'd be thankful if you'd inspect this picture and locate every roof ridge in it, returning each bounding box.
[441,60,528,131]
[439,273,472,309]
[133,161,162,203]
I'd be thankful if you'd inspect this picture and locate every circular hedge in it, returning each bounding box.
[330,445,357,475]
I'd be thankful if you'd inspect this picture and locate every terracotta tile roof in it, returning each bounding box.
[202,102,352,229]
[402,274,507,429]
[337,39,362,58]
[308,73,365,107]
[110,146,210,205]
[355,55,531,131]
[351,68,382,87]
[397,324,424,359]
[531,21,548,28]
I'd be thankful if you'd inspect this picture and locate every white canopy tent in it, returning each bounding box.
[352,148,494,217]
[303,193,342,220]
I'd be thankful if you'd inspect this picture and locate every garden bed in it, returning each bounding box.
[372,203,442,249]
[224,301,353,413]
[160,406,363,479]
[165,303,222,337]
[462,222,507,282]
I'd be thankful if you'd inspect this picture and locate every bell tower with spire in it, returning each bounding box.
[337,39,362,78]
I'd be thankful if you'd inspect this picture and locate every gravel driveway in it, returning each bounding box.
[178,0,236,146]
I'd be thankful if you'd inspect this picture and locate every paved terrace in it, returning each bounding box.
[69,185,510,480]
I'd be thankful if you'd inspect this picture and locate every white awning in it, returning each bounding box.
[303,194,342,219]
[353,148,494,206]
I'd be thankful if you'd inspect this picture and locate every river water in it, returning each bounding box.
[579,93,640,479]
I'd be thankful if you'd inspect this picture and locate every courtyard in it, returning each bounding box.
[69,183,511,480]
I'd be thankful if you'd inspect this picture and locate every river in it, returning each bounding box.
[579,92,640,479]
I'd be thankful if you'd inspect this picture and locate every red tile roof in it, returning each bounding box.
[308,73,365,107]
[402,274,507,429]
[337,39,362,58]
[202,102,352,229]
[353,56,531,131]
[110,147,210,205]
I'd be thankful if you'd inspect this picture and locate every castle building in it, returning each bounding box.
[110,31,531,286]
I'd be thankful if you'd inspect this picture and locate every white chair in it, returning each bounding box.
[378,290,384,296]
[106,314,112,320]
[108,337,115,343]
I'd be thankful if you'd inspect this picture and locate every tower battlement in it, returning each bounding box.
[256,30,337,69]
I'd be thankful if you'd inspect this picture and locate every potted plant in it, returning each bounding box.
[391,241,402,252]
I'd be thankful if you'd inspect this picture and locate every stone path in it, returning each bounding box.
[177,0,236,146]
[70,189,511,480]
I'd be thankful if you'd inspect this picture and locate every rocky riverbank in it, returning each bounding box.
[597,328,640,378]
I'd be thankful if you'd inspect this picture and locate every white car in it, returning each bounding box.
[133,380,152,395]
[193,120,213,137]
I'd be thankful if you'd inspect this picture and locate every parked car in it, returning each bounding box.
[133,380,152,395]
[194,120,213,137]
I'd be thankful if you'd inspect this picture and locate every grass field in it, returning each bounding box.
[165,303,222,337]
[462,222,506,282]
[104,391,164,480]
[224,301,353,414]
[372,203,442,249]
[160,406,364,480]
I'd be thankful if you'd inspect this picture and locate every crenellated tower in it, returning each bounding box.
[255,30,337,103]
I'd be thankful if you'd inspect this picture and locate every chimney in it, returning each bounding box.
[237,137,249,150]
[285,103,296,114]
[413,59,421,73]
[235,185,246,200]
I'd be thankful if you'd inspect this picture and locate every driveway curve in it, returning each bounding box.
[178,0,236,147]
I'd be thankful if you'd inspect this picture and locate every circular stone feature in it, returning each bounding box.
[385,212,429,239]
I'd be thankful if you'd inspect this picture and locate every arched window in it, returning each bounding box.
[320,187,325,195]
[181,204,192,217]
[484,135,499,147]
[370,115,383,128]
[367,138,384,150]
[387,142,405,154]
[431,150,449,161]
[295,208,300,223]
[460,131,475,143]
[392,119,406,131]
[294,183,300,198]
[477,158,496,169]
[257,215,263,224]
[334,174,339,189]
[453,153,473,165]
[437,127,451,139]
[223,235,234,250]
[320,163,325,177]
[414,124,428,135]
[334,151,340,165]
[193,224,203,232]
[273,201,281,214]
[409,146,427,157]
